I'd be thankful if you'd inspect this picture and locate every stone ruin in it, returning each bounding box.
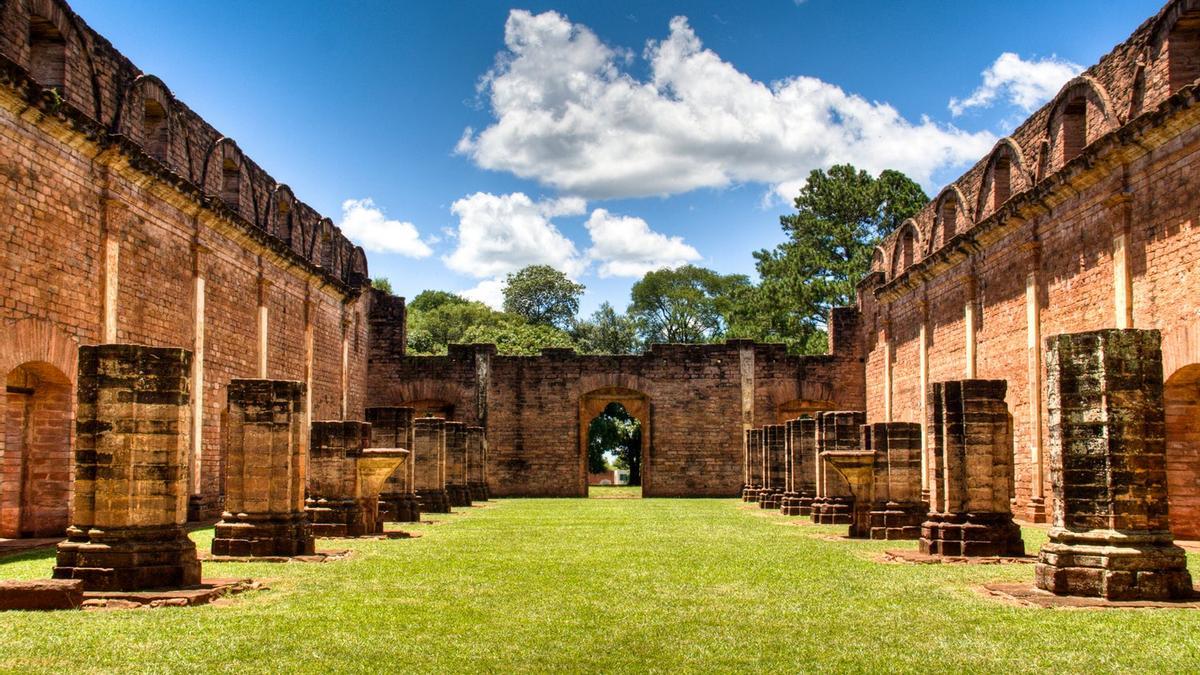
[742,428,763,503]
[810,411,863,525]
[444,421,473,508]
[306,421,408,537]
[212,379,313,557]
[920,380,1024,557]
[1035,329,1193,600]
[413,417,451,513]
[53,345,201,591]
[467,426,490,502]
[861,422,924,540]
[780,417,817,516]
[758,424,787,509]
[366,406,422,523]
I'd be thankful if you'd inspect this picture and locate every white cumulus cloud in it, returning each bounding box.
[444,192,586,279]
[949,52,1083,117]
[337,198,432,257]
[585,209,700,277]
[456,10,995,201]
[458,277,507,309]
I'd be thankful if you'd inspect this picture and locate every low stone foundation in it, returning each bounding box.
[868,502,924,540]
[920,512,1024,557]
[779,490,814,516]
[469,481,490,502]
[811,496,854,525]
[416,488,451,514]
[758,488,782,510]
[446,484,472,508]
[53,345,201,591]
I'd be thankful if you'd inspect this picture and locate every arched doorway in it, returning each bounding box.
[580,387,650,496]
[775,398,838,424]
[1165,364,1200,539]
[1,361,73,537]
[404,399,455,420]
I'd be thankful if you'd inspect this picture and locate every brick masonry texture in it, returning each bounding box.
[1035,329,1193,599]
[860,0,1200,538]
[365,406,421,522]
[306,420,407,538]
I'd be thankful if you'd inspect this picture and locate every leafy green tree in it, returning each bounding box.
[571,302,641,355]
[406,299,499,354]
[628,265,750,344]
[587,402,642,484]
[460,317,577,356]
[502,265,585,329]
[736,165,927,354]
[371,277,394,294]
[408,290,470,313]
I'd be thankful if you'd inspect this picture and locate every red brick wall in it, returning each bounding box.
[862,1,1200,535]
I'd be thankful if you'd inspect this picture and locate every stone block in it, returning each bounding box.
[413,417,450,513]
[810,411,863,525]
[0,579,83,611]
[366,407,421,522]
[307,420,408,537]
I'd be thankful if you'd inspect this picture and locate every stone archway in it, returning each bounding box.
[1,361,73,537]
[1166,364,1200,539]
[579,386,650,496]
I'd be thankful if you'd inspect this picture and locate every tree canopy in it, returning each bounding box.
[571,302,641,355]
[502,265,585,329]
[586,402,642,484]
[628,265,749,344]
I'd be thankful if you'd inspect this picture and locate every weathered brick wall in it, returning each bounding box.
[367,336,863,497]
[0,0,376,523]
[861,0,1200,534]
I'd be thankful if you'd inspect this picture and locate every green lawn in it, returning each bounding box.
[588,484,642,498]
[2,499,1199,673]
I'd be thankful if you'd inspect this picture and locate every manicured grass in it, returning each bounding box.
[588,484,642,498]
[2,499,1199,672]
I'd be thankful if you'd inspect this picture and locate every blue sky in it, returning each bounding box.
[74,0,1162,315]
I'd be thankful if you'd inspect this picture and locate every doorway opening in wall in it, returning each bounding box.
[1,361,72,538]
[580,387,649,498]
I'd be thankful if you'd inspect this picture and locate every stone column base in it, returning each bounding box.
[1024,497,1048,524]
[758,488,783,509]
[53,524,201,591]
[447,483,473,508]
[919,511,1024,556]
[187,494,223,522]
[779,491,803,516]
[212,512,314,557]
[469,482,490,502]
[380,493,422,522]
[867,502,924,540]
[1035,529,1194,600]
[416,489,451,514]
[306,497,379,538]
[744,486,763,503]
[810,496,853,525]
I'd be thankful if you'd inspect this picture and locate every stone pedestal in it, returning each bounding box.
[307,421,408,537]
[757,424,786,510]
[744,428,763,503]
[1035,329,1193,600]
[862,422,924,540]
[444,421,473,507]
[366,406,422,523]
[920,380,1024,557]
[413,417,451,513]
[54,345,201,591]
[466,426,490,501]
[822,451,875,537]
[212,379,314,557]
[810,411,862,525]
[780,418,817,516]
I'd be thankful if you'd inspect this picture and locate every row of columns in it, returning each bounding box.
[878,221,1136,522]
[747,327,1191,601]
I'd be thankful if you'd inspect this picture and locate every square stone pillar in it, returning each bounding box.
[920,380,1024,556]
[1035,329,1193,599]
[444,422,472,507]
[212,379,313,557]
[366,406,420,523]
[759,424,787,509]
[413,417,450,513]
[307,421,408,537]
[863,422,923,540]
[54,345,201,591]
[811,411,863,525]
[744,428,763,503]
[781,418,817,516]
[467,426,489,501]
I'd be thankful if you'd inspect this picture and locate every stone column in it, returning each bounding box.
[780,418,817,515]
[54,345,201,591]
[413,417,450,513]
[467,426,489,501]
[445,421,472,507]
[964,275,978,379]
[1035,329,1193,600]
[745,428,763,503]
[863,422,923,540]
[758,424,787,509]
[810,411,863,525]
[212,379,312,557]
[365,406,420,522]
[920,380,1024,557]
[306,421,407,537]
[1024,242,1047,522]
[918,295,930,502]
